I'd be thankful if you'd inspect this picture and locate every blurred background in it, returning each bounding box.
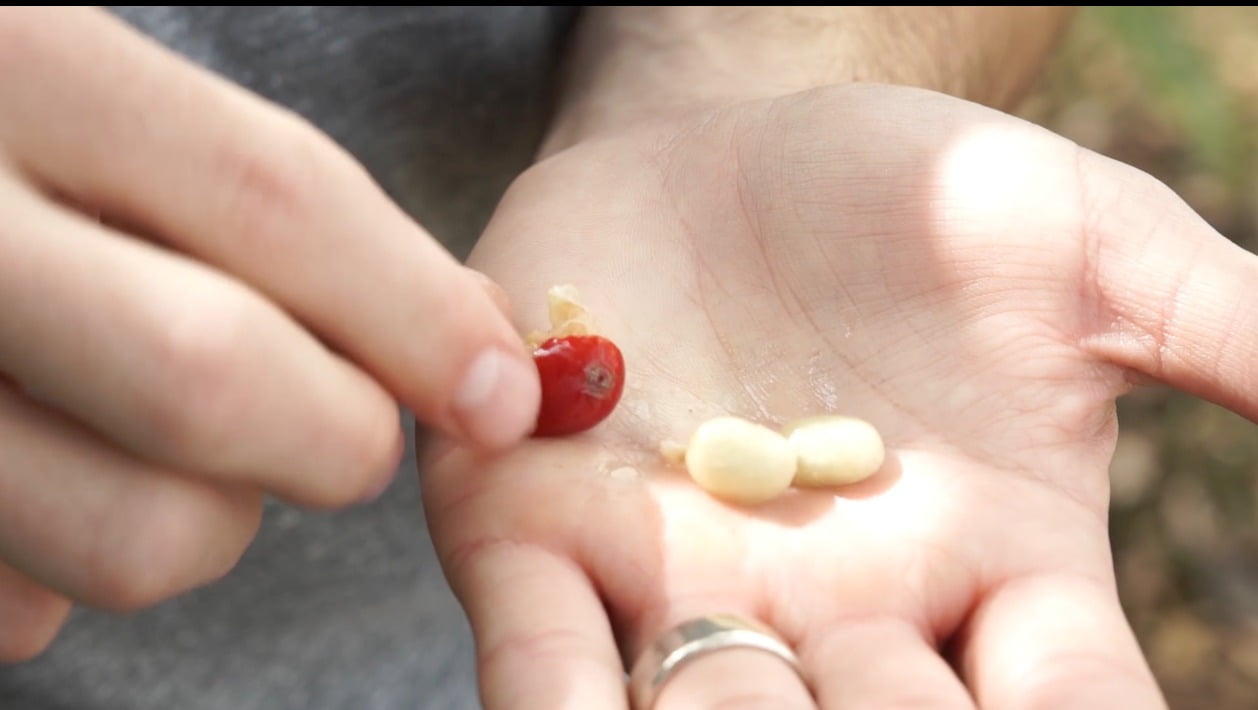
[1018,7,1258,708]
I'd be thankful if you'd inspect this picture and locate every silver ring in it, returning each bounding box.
[628,613,805,709]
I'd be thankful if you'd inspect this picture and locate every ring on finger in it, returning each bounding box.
[628,612,807,709]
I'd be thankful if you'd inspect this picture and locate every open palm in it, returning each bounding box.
[420,85,1257,710]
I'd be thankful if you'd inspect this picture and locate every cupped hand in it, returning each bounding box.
[0,7,541,661]
[421,83,1258,709]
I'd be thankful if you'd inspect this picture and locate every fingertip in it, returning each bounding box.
[330,396,407,507]
[273,374,405,510]
[355,427,407,504]
[451,346,542,451]
[0,561,72,664]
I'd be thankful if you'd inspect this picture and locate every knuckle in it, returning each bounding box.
[88,485,259,612]
[478,626,599,679]
[213,114,339,247]
[142,293,258,465]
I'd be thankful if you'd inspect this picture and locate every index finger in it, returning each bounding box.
[0,7,540,450]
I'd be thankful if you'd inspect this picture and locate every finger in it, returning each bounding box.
[0,383,265,613]
[1082,151,1258,422]
[651,646,816,710]
[0,175,403,508]
[630,610,816,710]
[956,572,1167,710]
[0,7,541,450]
[803,615,974,709]
[446,540,627,710]
[0,559,71,663]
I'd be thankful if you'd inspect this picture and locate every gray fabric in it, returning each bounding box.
[0,6,581,709]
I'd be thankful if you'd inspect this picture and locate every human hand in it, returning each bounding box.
[0,7,541,661]
[420,84,1257,709]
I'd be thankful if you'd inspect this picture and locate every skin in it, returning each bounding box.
[420,85,1258,709]
[538,6,1077,154]
[0,7,1230,709]
[0,7,542,660]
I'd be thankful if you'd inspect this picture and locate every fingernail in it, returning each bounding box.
[452,347,541,449]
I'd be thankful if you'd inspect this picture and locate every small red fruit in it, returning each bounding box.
[531,334,625,437]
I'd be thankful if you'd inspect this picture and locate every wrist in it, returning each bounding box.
[539,7,1076,158]
[539,8,828,157]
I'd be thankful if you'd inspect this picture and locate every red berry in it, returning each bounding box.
[531,334,625,437]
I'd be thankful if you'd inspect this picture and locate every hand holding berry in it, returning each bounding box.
[420,84,1257,710]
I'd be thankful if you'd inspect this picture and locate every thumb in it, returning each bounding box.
[466,266,517,321]
[432,265,542,449]
[1083,151,1258,422]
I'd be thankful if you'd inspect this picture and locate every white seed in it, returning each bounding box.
[525,284,594,347]
[684,416,797,505]
[783,415,885,487]
[546,284,589,327]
